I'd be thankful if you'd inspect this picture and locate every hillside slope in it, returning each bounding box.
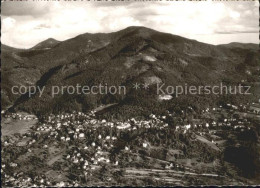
[2,27,259,118]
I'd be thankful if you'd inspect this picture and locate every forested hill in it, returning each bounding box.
[2,26,259,119]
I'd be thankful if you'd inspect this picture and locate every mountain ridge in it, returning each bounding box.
[3,26,259,50]
[30,38,61,50]
[1,26,259,118]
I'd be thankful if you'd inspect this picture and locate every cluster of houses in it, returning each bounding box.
[2,171,52,187]
[2,112,38,121]
[1,101,258,186]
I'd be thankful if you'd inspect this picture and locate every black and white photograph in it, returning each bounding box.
[1,0,260,186]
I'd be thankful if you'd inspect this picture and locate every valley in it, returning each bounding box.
[1,102,260,186]
[1,26,260,186]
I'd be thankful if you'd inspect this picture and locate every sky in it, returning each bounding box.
[1,0,259,48]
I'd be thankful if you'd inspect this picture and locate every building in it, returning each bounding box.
[249,103,260,114]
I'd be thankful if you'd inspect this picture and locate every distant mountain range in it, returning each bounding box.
[1,26,259,119]
[219,42,259,50]
[30,38,61,50]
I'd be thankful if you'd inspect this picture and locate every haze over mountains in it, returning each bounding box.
[1,26,259,119]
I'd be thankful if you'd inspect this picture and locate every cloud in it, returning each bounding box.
[1,1,51,17]
[34,23,52,30]
[215,31,259,34]
[2,17,16,32]
[1,1,258,48]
